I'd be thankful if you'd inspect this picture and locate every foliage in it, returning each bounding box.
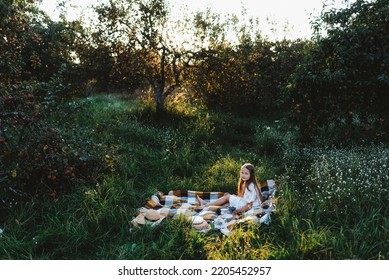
[0,92,113,215]
[0,0,40,85]
[190,37,306,115]
[0,1,107,211]
[0,0,85,93]
[289,0,389,141]
[89,0,209,112]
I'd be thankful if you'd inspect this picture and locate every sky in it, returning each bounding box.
[38,0,354,41]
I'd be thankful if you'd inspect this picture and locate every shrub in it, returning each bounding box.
[0,86,113,214]
[190,39,305,115]
[289,0,389,140]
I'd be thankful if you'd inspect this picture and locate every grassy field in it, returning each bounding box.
[0,94,388,259]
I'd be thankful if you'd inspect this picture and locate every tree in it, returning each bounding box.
[190,34,306,115]
[0,0,40,86]
[91,0,206,113]
[0,0,106,210]
[289,0,389,136]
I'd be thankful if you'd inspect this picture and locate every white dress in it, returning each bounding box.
[229,182,261,209]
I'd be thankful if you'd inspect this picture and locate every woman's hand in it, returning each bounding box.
[234,202,251,215]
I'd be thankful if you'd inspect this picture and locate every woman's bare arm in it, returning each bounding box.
[234,201,253,214]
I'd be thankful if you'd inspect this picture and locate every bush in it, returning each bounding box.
[0,86,112,215]
[289,0,389,140]
[190,39,305,115]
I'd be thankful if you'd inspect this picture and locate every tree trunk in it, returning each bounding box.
[155,85,165,114]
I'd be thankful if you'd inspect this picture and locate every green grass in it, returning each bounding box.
[0,94,387,259]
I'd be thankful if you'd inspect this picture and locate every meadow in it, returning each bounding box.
[0,94,387,259]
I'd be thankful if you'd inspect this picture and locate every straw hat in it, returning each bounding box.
[191,216,211,231]
[191,215,204,225]
[135,209,165,225]
[199,210,217,220]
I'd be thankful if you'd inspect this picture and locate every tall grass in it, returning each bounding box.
[0,94,387,259]
[278,144,388,259]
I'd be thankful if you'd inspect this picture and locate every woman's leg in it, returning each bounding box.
[197,194,230,206]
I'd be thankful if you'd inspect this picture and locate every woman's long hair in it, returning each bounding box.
[237,163,262,201]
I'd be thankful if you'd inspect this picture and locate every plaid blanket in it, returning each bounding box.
[130,180,277,235]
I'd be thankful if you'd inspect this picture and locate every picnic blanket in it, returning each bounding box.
[130,180,277,235]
